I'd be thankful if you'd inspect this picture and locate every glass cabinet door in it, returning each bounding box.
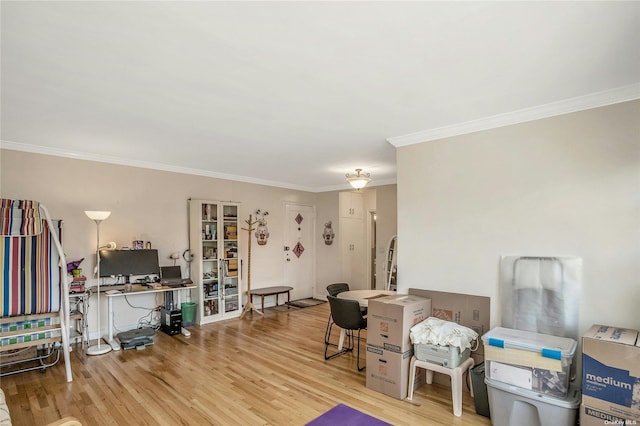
[222,204,239,314]
[201,202,219,318]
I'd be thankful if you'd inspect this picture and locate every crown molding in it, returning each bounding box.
[387,83,640,147]
[0,140,320,192]
[1,140,397,193]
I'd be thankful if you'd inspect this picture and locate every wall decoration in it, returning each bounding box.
[254,209,270,245]
[293,241,305,258]
[323,221,335,245]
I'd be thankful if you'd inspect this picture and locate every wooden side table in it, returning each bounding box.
[250,286,293,311]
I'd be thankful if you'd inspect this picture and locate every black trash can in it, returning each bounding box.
[470,362,491,418]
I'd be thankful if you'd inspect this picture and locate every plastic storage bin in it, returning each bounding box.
[485,377,580,426]
[486,359,569,398]
[414,343,471,368]
[482,327,576,398]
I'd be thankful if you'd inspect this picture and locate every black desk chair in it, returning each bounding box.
[324,295,367,371]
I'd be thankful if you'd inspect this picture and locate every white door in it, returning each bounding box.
[284,203,315,301]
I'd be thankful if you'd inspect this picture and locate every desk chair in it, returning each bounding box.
[324,295,367,371]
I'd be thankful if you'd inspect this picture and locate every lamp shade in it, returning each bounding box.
[85,210,111,221]
[346,169,371,189]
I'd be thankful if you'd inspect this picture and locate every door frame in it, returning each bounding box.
[283,203,317,299]
[366,208,376,290]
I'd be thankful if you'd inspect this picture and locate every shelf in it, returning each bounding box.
[190,199,242,325]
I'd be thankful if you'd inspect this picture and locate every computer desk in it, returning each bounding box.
[103,284,196,351]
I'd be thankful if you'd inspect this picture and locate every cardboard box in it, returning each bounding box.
[580,404,636,426]
[367,295,431,353]
[408,288,490,358]
[407,289,490,387]
[582,324,640,421]
[365,344,424,400]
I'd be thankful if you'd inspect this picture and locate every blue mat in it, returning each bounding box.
[306,404,392,426]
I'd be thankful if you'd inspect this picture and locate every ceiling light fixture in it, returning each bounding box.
[346,169,371,190]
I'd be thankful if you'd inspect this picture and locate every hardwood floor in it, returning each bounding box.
[1,303,492,426]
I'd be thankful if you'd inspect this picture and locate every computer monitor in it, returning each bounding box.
[99,249,160,278]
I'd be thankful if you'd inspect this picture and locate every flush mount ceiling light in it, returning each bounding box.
[346,168,371,190]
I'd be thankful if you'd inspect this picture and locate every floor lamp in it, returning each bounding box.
[85,210,112,356]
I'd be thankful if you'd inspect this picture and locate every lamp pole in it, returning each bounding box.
[85,211,112,355]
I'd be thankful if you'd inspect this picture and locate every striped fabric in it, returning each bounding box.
[0,199,61,317]
[0,199,43,237]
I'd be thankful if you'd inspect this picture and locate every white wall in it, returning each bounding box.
[1,150,398,336]
[397,100,640,334]
[315,191,342,289]
[0,151,317,333]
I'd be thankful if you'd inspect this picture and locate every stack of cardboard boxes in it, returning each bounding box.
[365,294,431,399]
[581,324,640,426]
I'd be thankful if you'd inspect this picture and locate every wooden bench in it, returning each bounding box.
[250,286,293,311]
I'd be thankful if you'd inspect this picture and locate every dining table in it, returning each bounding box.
[337,289,396,307]
[335,289,396,350]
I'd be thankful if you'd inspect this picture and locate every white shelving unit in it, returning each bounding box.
[189,199,241,325]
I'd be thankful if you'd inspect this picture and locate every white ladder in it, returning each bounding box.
[385,235,397,291]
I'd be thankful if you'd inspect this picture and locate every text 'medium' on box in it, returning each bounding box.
[581,324,640,421]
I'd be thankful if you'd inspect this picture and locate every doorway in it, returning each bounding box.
[369,210,377,289]
[284,203,315,300]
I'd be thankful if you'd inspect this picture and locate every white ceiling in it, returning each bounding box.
[2,2,639,192]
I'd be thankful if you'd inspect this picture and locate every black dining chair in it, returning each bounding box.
[326,282,367,315]
[326,282,350,297]
[324,295,367,371]
[324,283,350,345]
